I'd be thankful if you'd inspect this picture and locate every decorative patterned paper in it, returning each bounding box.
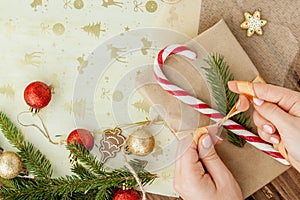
[0,0,201,197]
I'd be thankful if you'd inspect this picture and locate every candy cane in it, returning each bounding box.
[153,44,290,165]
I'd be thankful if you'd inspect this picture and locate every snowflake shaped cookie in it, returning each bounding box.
[240,11,267,37]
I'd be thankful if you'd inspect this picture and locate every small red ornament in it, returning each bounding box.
[67,129,94,151]
[112,189,140,200]
[24,81,52,113]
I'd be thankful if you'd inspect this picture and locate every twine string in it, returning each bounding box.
[17,111,61,145]
[123,153,147,200]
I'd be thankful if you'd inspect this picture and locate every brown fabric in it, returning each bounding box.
[198,0,300,91]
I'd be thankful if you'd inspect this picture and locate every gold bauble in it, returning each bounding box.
[124,129,155,156]
[0,151,23,179]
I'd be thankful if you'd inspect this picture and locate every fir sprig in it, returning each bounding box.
[203,54,251,147]
[67,142,104,176]
[0,112,24,149]
[0,111,52,179]
[71,162,96,179]
[0,165,155,199]
[0,111,156,200]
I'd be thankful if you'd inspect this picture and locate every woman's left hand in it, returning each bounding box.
[173,130,242,200]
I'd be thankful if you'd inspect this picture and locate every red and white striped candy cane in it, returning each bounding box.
[153,44,289,165]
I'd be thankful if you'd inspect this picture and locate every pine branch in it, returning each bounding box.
[203,54,250,147]
[0,176,36,191]
[0,169,156,200]
[0,177,16,188]
[0,111,24,149]
[71,162,96,179]
[96,187,114,200]
[0,111,53,179]
[67,143,104,176]
[19,142,53,179]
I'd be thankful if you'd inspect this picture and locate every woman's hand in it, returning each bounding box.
[229,81,300,172]
[173,129,242,200]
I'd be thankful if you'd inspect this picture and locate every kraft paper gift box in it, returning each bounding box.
[138,19,289,198]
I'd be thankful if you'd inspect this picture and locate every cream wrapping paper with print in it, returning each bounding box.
[0,0,202,197]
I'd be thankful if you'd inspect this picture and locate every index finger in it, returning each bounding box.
[228,81,300,113]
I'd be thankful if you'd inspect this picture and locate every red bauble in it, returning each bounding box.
[66,129,94,150]
[24,81,52,112]
[112,189,140,200]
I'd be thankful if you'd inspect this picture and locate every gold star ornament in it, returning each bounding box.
[240,11,267,37]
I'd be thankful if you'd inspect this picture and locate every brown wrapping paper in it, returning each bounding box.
[138,20,289,198]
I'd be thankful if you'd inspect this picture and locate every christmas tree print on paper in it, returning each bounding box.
[63,99,86,119]
[76,54,88,74]
[0,85,15,99]
[101,0,123,8]
[141,38,152,55]
[132,99,150,114]
[82,23,106,38]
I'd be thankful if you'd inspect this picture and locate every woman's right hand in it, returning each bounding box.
[228,81,300,172]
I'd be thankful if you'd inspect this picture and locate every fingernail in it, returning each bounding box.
[228,81,238,92]
[253,98,264,106]
[236,99,241,109]
[270,137,279,144]
[263,124,273,134]
[215,135,223,142]
[202,135,213,149]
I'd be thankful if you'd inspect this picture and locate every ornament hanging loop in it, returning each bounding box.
[17,111,63,145]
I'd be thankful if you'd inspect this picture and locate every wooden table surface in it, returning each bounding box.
[148,0,300,199]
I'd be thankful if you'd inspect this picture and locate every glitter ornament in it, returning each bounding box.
[24,81,52,113]
[240,10,267,37]
[112,189,140,200]
[0,151,23,179]
[124,129,155,156]
[67,129,94,151]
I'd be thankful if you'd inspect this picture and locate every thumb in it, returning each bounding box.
[198,134,235,187]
